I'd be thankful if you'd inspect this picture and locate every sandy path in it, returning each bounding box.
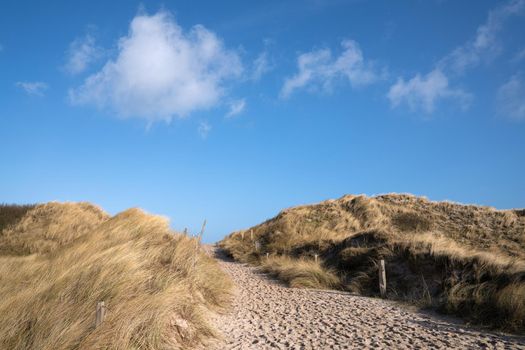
[203,248,525,350]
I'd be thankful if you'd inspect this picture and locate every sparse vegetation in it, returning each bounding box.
[0,203,36,233]
[0,202,232,349]
[220,193,525,333]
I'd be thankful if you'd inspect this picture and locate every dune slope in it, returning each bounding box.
[220,194,525,332]
[0,202,231,350]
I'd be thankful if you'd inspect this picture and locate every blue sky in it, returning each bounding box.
[1,0,524,242]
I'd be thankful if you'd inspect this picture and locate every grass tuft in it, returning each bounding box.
[260,256,340,289]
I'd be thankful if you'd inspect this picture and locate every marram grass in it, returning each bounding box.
[0,202,232,350]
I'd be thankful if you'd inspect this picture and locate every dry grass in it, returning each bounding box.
[0,203,35,233]
[0,202,108,255]
[220,193,525,333]
[0,202,232,349]
[259,255,340,289]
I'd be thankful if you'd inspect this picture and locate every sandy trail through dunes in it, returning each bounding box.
[203,248,525,350]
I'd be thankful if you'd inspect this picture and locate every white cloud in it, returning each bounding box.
[15,81,49,96]
[388,0,524,114]
[497,73,525,120]
[226,98,246,118]
[281,39,379,98]
[439,0,525,74]
[70,11,242,122]
[64,34,102,75]
[251,51,272,81]
[198,121,212,139]
[387,69,471,114]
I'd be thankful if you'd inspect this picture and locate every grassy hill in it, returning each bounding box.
[220,193,525,333]
[0,202,231,349]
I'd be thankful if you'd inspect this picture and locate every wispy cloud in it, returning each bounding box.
[388,0,525,114]
[281,39,379,98]
[387,69,471,114]
[226,99,246,118]
[70,10,243,123]
[198,121,212,139]
[497,73,525,121]
[251,51,272,81]
[64,33,102,75]
[15,81,49,96]
[512,47,525,63]
[438,0,525,74]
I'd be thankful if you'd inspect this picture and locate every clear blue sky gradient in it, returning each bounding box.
[1,1,524,242]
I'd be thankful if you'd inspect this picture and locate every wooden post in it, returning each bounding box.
[193,237,199,269]
[241,231,244,240]
[192,220,206,271]
[379,259,387,298]
[266,252,269,259]
[199,220,207,241]
[250,230,253,241]
[254,240,260,252]
[95,301,106,327]
[314,254,318,263]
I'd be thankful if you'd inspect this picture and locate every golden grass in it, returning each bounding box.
[259,256,340,289]
[0,202,108,255]
[0,202,232,349]
[0,203,35,233]
[220,193,525,333]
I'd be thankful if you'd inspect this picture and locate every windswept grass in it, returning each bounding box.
[260,255,340,289]
[220,193,525,333]
[0,203,35,233]
[0,202,107,256]
[0,202,232,349]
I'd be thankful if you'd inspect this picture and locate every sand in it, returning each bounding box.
[202,248,525,350]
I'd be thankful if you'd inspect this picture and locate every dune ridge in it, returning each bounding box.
[220,193,525,332]
[0,202,231,349]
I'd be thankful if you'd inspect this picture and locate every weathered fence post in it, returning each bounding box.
[266,252,269,259]
[254,240,260,252]
[199,220,207,241]
[379,259,387,298]
[250,229,254,241]
[95,301,106,327]
[193,220,207,270]
[241,231,244,240]
[314,254,318,263]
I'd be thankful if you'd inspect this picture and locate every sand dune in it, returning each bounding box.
[220,194,525,332]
